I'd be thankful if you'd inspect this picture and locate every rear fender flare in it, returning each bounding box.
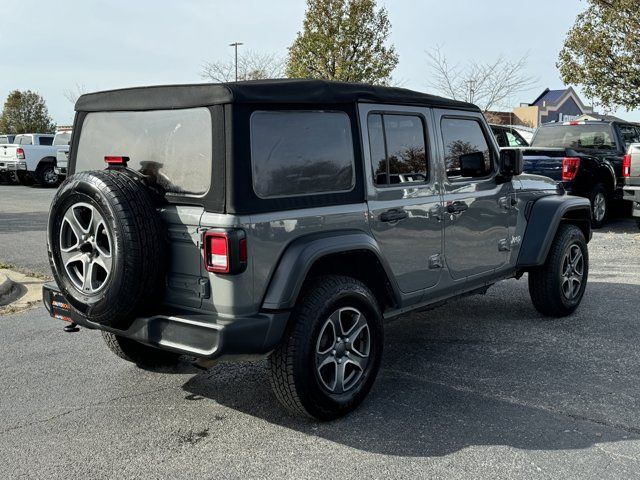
[517,195,591,268]
[261,231,401,311]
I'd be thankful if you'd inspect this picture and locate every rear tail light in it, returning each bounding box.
[16,147,25,160]
[623,154,631,177]
[562,157,581,181]
[104,156,129,166]
[203,230,247,274]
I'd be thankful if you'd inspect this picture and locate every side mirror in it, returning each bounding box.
[459,151,486,177]
[499,148,524,177]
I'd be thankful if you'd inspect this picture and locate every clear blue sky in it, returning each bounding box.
[2,0,637,125]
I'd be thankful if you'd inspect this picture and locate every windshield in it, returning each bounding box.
[531,124,617,150]
[75,108,212,195]
[54,132,71,146]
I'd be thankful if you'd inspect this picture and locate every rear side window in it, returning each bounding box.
[368,113,427,186]
[75,108,212,195]
[250,111,355,198]
[39,136,53,146]
[441,118,493,179]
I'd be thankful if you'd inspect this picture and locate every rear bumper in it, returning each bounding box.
[0,161,26,172]
[42,283,289,359]
[623,186,640,217]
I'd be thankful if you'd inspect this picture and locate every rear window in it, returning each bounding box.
[75,108,212,195]
[0,136,14,144]
[14,135,32,145]
[54,132,71,146]
[250,111,355,198]
[532,124,617,150]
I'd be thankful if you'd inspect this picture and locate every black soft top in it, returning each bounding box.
[75,79,479,112]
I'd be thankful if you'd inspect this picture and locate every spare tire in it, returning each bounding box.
[48,169,167,328]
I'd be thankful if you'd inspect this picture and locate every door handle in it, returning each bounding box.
[380,209,408,222]
[446,201,468,213]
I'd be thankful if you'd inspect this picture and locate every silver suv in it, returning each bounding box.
[43,80,592,420]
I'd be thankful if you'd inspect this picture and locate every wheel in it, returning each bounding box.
[102,332,181,367]
[268,275,384,420]
[17,171,35,186]
[528,224,588,317]
[589,183,608,228]
[48,170,167,328]
[37,163,60,187]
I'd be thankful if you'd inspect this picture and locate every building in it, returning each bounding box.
[512,87,594,127]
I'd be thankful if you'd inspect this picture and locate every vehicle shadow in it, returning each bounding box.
[597,217,638,234]
[182,280,640,457]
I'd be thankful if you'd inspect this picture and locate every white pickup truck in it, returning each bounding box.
[623,143,640,229]
[53,130,72,178]
[0,133,62,187]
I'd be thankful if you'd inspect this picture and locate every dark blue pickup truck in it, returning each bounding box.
[522,120,640,227]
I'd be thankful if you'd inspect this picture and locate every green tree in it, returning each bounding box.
[0,90,56,134]
[558,0,640,110]
[287,0,399,85]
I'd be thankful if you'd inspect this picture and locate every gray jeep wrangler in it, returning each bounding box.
[43,80,592,420]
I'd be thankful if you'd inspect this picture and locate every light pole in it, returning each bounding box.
[229,42,244,82]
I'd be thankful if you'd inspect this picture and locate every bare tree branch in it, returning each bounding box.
[200,51,286,82]
[426,48,539,112]
[63,83,87,105]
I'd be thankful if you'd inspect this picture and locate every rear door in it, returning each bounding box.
[359,103,443,294]
[434,110,511,279]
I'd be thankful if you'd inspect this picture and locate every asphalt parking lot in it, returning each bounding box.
[1,184,639,479]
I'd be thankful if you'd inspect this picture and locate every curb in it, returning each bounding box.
[0,272,14,300]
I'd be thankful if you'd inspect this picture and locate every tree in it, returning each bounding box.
[286,0,399,85]
[558,0,640,110]
[0,90,56,134]
[63,83,87,105]
[426,47,537,112]
[200,51,285,82]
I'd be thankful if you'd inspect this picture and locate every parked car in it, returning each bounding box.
[0,133,62,187]
[521,120,640,227]
[0,134,18,183]
[491,124,529,147]
[43,80,591,420]
[53,129,72,178]
[622,143,640,228]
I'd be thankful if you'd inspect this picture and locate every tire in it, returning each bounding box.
[528,224,589,317]
[48,169,167,328]
[589,183,608,228]
[268,275,384,420]
[102,332,181,367]
[17,171,34,186]
[37,163,60,187]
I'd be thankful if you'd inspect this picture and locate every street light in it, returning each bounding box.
[229,42,244,82]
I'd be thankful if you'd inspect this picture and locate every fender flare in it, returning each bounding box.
[517,195,591,268]
[261,230,401,311]
[36,156,57,172]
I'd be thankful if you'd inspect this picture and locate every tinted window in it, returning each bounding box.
[619,124,640,148]
[531,124,616,150]
[0,135,14,144]
[39,136,53,146]
[250,111,355,198]
[76,108,212,195]
[368,113,427,186]
[441,118,492,179]
[53,132,71,145]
